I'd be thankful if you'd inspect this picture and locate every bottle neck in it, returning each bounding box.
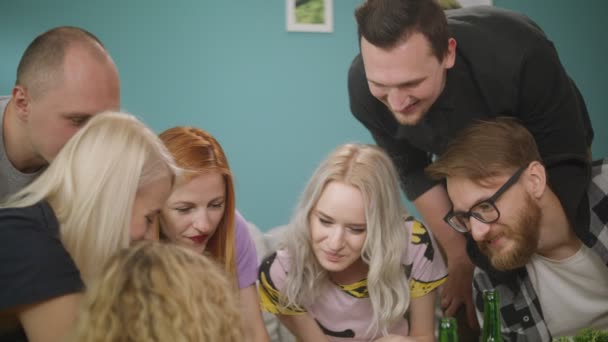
[438,317,458,342]
[482,292,503,342]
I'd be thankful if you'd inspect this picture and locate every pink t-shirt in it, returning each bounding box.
[259,217,447,341]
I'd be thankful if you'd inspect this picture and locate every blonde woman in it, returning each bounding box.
[259,144,447,342]
[70,241,243,342]
[0,112,176,342]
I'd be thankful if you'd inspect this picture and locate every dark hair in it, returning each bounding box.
[426,117,542,182]
[355,0,449,61]
[16,26,106,97]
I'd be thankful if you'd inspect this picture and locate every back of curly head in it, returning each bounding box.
[69,241,243,342]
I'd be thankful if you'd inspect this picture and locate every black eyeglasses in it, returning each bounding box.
[443,165,528,233]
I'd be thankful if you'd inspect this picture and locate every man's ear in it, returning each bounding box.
[443,38,457,69]
[525,161,547,199]
[11,85,31,122]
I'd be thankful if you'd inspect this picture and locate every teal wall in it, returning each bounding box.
[494,0,607,158]
[1,1,606,231]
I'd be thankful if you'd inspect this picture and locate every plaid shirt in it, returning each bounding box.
[473,158,608,341]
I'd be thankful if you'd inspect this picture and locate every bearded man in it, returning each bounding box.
[427,118,608,341]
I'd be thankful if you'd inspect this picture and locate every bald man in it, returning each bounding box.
[0,26,120,199]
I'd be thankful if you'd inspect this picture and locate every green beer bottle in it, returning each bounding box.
[439,317,458,342]
[481,290,503,342]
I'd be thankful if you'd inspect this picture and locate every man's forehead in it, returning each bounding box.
[446,176,502,209]
[362,35,439,79]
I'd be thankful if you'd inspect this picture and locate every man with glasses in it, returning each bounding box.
[427,118,608,340]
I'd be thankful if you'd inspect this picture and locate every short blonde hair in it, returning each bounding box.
[69,241,243,342]
[3,111,177,283]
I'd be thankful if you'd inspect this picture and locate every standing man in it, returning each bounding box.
[348,0,593,331]
[1,26,120,198]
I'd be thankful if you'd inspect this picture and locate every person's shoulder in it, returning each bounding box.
[447,6,545,40]
[348,53,369,98]
[0,201,58,233]
[260,249,291,273]
[0,201,62,256]
[404,217,432,248]
[232,209,258,256]
[403,216,426,235]
[447,6,534,25]
[348,53,364,77]
[260,249,292,279]
[259,249,292,292]
[1,200,55,219]
[403,216,439,263]
[260,250,278,273]
[0,95,10,107]
[0,201,82,314]
[233,209,252,240]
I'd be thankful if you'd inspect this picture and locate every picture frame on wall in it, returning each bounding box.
[457,0,492,6]
[286,0,333,33]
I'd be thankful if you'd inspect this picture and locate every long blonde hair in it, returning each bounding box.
[3,111,177,283]
[69,241,243,342]
[283,143,410,335]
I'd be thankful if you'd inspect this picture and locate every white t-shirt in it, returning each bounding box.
[526,244,608,337]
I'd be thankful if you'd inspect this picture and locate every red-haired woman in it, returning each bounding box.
[159,127,269,342]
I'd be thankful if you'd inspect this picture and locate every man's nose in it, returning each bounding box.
[387,88,410,112]
[470,218,492,242]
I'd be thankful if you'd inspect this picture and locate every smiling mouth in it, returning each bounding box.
[485,234,504,248]
[395,100,419,114]
[188,235,208,244]
[324,251,344,262]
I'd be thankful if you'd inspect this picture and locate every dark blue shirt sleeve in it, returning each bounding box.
[0,203,83,311]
